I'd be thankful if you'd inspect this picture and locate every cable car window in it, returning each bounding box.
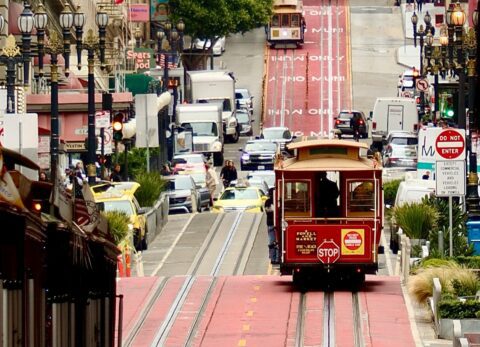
[347,180,375,215]
[272,15,280,27]
[291,14,300,27]
[283,180,311,217]
[281,14,290,27]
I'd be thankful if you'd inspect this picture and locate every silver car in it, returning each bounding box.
[235,88,254,115]
[165,175,210,213]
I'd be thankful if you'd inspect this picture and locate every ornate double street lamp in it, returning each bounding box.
[0,3,108,185]
[411,12,427,116]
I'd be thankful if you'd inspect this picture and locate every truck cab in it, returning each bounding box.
[176,103,225,166]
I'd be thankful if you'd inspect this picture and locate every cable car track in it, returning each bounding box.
[122,212,262,347]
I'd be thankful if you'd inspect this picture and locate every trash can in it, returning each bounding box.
[466,220,480,255]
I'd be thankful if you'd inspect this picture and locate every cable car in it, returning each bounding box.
[274,138,383,287]
[267,0,306,48]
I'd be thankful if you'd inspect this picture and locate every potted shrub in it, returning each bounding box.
[134,171,167,207]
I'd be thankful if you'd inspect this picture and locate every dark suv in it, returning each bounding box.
[239,139,277,171]
[334,110,369,139]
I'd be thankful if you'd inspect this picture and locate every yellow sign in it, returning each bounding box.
[341,229,364,255]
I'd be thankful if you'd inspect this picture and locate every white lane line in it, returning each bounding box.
[328,5,333,137]
[150,214,195,277]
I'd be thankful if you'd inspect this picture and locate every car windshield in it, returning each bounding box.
[392,146,417,158]
[245,142,277,152]
[181,122,218,137]
[197,98,231,112]
[249,173,275,187]
[237,112,249,123]
[339,112,359,120]
[390,137,418,145]
[220,188,259,200]
[168,176,193,190]
[174,155,204,164]
[190,173,206,186]
[96,200,134,216]
[262,129,291,140]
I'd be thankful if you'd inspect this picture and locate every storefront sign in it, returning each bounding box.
[129,4,149,22]
[126,48,156,73]
[64,142,86,151]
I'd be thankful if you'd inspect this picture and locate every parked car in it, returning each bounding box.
[180,170,212,208]
[164,174,209,213]
[193,36,226,56]
[382,131,418,169]
[172,153,207,174]
[259,126,294,150]
[235,88,254,115]
[93,182,148,251]
[334,110,369,139]
[239,139,278,171]
[236,109,253,136]
[211,186,268,213]
[247,170,275,190]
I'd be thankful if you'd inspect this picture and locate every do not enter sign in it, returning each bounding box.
[435,129,465,160]
[317,240,340,264]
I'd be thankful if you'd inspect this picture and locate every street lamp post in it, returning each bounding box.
[452,2,466,130]
[17,1,34,86]
[0,36,23,114]
[412,11,427,117]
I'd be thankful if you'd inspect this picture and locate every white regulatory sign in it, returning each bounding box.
[435,160,465,196]
[416,78,429,92]
[95,111,110,128]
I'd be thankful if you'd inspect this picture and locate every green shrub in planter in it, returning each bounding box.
[104,211,131,246]
[454,256,480,269]
[134,171,167,207]
[451,275,480,297]
[393,202,438,239]
[438,299,480,319]
[383,179,402,206]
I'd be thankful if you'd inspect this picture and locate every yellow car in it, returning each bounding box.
[212,186,268,213]
[92,182,148,250]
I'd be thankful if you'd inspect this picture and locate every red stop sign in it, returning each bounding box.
[317,240,340,264]
[435,129,465,159]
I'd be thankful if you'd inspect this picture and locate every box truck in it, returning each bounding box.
[371,97,418,150]
[176,103,224,166]
[186,70,240,143]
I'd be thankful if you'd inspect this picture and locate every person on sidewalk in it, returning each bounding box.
[416,0,423,12]
[205,162,218,205]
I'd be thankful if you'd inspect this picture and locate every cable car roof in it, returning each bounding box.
[287,138,369,150]
[277,157,379,171]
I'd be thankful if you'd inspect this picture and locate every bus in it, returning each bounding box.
[267,0,306,48]
[274,138,383,287]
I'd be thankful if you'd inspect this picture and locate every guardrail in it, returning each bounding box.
[145,192,170,245]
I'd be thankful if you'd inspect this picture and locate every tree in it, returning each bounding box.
[169,0,273,69]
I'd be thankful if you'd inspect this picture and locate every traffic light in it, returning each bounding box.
[113,113,124,141]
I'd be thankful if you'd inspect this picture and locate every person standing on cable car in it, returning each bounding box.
[316,171,340,217]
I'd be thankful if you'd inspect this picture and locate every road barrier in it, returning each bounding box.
[145,192,170,245]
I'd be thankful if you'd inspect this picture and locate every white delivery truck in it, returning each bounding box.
[176,103,224,166]
[371,97,418,150]
[186,70,240,143]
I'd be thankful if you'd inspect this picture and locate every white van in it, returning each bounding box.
[371,97,418,150]
[394,179,436,207]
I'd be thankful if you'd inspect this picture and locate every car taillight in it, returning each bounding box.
[359,119,364,125]
[335,119,340,125]
[372,121,376,130]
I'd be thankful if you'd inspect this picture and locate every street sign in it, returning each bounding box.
[416,78,429,92]
[435,129,465,160]
[436,160,465,196]
[95,111,110,128]
[317,240,340,264]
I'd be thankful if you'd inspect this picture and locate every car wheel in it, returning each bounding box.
[229,131,239,143]
[337,133,342,139]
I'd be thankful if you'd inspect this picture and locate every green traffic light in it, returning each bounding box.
[445,109,454,118]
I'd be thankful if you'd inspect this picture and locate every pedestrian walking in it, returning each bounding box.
[205,162,218,205]
[265,188,279,264]
[416,0,423,12]
[220,160,238,188]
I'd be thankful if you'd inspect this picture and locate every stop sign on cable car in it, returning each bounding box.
[317,240,340,264]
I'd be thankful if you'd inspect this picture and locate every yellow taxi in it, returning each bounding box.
[212,186,268,213]
[92,182,148,250]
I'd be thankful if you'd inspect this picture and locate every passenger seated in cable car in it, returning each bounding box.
[315,171,340,217]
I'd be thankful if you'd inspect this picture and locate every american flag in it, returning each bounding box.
[157,54,178,69]
[73,178,90,226]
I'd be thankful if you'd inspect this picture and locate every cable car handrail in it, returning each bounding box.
[284,217,376,222]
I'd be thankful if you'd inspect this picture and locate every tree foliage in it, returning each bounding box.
[169,0,273,40]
